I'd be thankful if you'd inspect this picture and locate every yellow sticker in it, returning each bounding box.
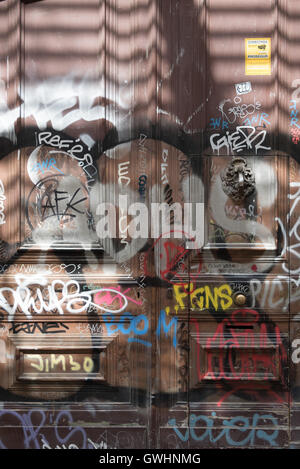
[245,38,271,75]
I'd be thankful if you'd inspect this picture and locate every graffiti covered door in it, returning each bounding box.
[0,0,299,449]
[0,0,153,449]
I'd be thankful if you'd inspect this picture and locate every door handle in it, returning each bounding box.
[221,157,256,203]
[233,293,247,306]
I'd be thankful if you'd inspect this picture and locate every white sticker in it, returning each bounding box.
[235,81,252,95]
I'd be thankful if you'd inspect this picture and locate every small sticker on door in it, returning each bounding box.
[245,38,271,75]
[235,81,252,95]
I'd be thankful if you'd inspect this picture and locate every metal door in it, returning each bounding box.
[0,0,299,449]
